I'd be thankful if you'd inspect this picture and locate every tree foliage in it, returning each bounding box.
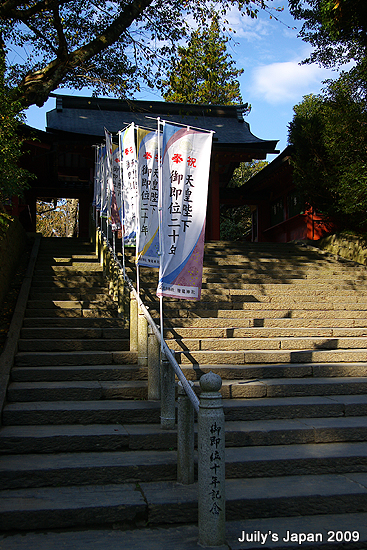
[36,199,79,236]
[220,160,268,240]
[0,44,31,209]
[161,14,244,105]
[228,160,268,187]
[288,0,367,71]
[288,70,367,230]
[0,0,267,109]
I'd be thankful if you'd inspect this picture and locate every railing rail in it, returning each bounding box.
[102,235,200,413]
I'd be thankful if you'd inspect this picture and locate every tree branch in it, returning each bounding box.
[25,20,59,54]
[52,1,68,59]
[0,0,73,22]
[19,0,154,107]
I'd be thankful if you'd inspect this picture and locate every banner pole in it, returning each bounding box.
[157,117,165,351]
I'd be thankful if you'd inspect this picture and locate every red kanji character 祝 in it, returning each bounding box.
[187,156,196,168]
[172,153,183,164]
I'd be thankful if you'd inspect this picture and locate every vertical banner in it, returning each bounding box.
[104,128,113,231]
[120,123,138,246]
[136,128,160,268]
[93,145,102,211]
[112,144,123,231]
[157,122,213,301]
[100,144,108,219]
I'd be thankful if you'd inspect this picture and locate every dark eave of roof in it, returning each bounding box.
[239,145,293,192]
[46,94,278,154]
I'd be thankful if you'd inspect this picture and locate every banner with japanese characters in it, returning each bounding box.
[93,145,102,211]
[136,127,160,268]
[157,122,213,301]
[104,129,121,231]
[110,142,122,231]
[99,145,108,218]
[120,123,138,245]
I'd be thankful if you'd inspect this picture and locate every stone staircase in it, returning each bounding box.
[1,238,367,548]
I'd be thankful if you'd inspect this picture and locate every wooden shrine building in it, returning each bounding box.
[17,95,278,240]
[222,146,334,243]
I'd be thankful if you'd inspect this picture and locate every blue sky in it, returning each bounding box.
[25,4,339,161]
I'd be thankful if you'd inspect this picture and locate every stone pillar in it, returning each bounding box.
[198,372,226,548]
[148,326,160,400]
[177,381,195,485]
[160,350,175,430]
[138,308,148,367]
[130,292,138,353]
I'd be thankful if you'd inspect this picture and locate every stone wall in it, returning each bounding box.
[316,233,367,266]
[0,217,27,307]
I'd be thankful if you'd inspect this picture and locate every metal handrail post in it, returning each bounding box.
[177,381,195,484]
[148,325,160,400]
[160,349,175,430]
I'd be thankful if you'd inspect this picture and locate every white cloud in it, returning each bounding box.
[224,7,273,41]
[249,60,332,104]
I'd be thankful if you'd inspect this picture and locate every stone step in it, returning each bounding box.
[175,348,367,365]
[162,317,367,329]
[29,291,111,301]
[0,424,131,454]
[3,395,367,426]
[144,294,367,309]
[3,416,367,455]
[169,336,367,352]
[17,338,129,352]
[201,281,367,298]
[2,474,367,531]
[148,299,367,312]
[1,400,162,425]
[164,326,367,339]
[35,264,101,271]
[24,308,118,318]
[11,365,146,382]
[33,266,103,275]
[14,350,137,367]
[0,449,178,490]
[10,376,367,402]
[22,317,126,328]
[7,380,148,401]
[0,513,366,550]
[2,442,367,491]
[31,276,106,287]
[10,362,367,383]
[167,362,367,381]
[198,288,367,300]
[20,327,129,339]
[26,300,115,309]
[156,308,367,320]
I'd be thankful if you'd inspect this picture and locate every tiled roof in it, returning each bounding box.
[46,95,278,153]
